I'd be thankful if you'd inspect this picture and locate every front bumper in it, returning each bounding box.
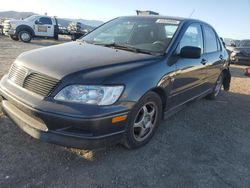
[3,29,16,36]
[0,76,130,149]
[7,29,16,35]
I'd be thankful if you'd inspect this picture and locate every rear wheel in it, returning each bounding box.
[206,73,223,100]
[18,30,32,43]
[123,92,162,149]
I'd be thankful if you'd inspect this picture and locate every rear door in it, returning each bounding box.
[168,23,208,108]
[34,17,54,37]
[201,25,224,89]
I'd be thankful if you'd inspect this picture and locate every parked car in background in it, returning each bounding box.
[230,39,250,65]
[4,15,59,42]
[0,16,231,149]
[226,39,241,55]
[67,22,88,40]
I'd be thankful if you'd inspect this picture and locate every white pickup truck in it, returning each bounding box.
[3,15,59,42]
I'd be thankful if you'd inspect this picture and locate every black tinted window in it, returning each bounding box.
[204,26,218,53]
[38,17,52,25]
[178,24,203,53]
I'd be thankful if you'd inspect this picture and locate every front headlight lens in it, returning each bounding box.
[54,85,124,105]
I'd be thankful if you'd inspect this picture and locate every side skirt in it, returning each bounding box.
[163,88,212,120]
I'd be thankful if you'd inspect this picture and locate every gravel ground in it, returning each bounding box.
[0,35,250,188]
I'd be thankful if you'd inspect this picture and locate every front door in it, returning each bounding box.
[34,17,54,37]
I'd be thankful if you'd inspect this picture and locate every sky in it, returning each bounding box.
[0,0,250,39]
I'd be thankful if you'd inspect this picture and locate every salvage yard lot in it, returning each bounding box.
[0,35,250,188]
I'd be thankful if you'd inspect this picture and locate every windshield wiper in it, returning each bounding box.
[93,42,157,55]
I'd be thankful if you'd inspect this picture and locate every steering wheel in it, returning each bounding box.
[153,41,166,49]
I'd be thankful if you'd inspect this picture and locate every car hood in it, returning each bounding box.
[15,42,158,80]
[8,20,27,25]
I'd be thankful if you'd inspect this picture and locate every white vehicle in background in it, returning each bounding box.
[3,15,59,42]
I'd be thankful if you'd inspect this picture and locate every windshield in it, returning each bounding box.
[239,40,250,47]
[82,17,180,54]
[24,15,39,22]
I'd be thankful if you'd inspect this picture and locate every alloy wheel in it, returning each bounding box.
[133,102,158,142]
[214,74,223,96]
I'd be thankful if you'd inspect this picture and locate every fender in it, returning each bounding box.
[15,25,35,37]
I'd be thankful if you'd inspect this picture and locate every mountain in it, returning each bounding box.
[69,19,103,27]
[0,11,103,28]
[0,11,36,19]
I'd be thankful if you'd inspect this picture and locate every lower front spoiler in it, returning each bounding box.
[1,100,125,149]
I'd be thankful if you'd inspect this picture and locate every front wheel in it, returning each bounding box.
[123,92,162,149]
[18,30,32,43]
[206,73,223,100]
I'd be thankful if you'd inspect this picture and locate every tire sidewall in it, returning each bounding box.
[206,73,224,100]
[18,30,31,43]
[124,91,162,149]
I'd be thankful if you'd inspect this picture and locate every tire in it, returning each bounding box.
[10,35,19,41]
[123,91,162,149]
[206,73,224,100]
[18,30,32,43]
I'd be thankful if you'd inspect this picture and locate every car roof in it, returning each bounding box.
[120,15,210,26]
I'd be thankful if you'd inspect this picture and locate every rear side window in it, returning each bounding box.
[178,23,203,53]
[203,26,218,53]
[38,17,52,25]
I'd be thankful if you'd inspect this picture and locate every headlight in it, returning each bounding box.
[54,85,124,105]
[230,52,236,57]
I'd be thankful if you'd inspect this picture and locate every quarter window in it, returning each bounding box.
[178,24,203,54]
[203,26,218,53]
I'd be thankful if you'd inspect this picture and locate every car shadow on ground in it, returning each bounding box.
[1,90,250,187]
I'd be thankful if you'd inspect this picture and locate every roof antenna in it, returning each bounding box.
[189,9,195,18]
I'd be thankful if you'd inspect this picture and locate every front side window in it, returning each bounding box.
[204,26,218,53]
[178,23,203,53]
[37,17,52,25]
[82,17,180,54]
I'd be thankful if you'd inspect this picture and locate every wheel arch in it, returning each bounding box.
[150,87,168,119]
[16,25,35,37]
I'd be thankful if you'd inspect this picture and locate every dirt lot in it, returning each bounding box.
[0,35,250,188]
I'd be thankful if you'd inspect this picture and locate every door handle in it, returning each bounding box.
[201,58,207,65]
[48,26,51,28]
[219,55,223,60]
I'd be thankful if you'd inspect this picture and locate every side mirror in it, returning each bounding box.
[180,46,201,59]
[35,20,42,25]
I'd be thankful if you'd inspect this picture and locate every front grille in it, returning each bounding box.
[23,73,59,96]
[8,64,59,96]
[8,64,27,86]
